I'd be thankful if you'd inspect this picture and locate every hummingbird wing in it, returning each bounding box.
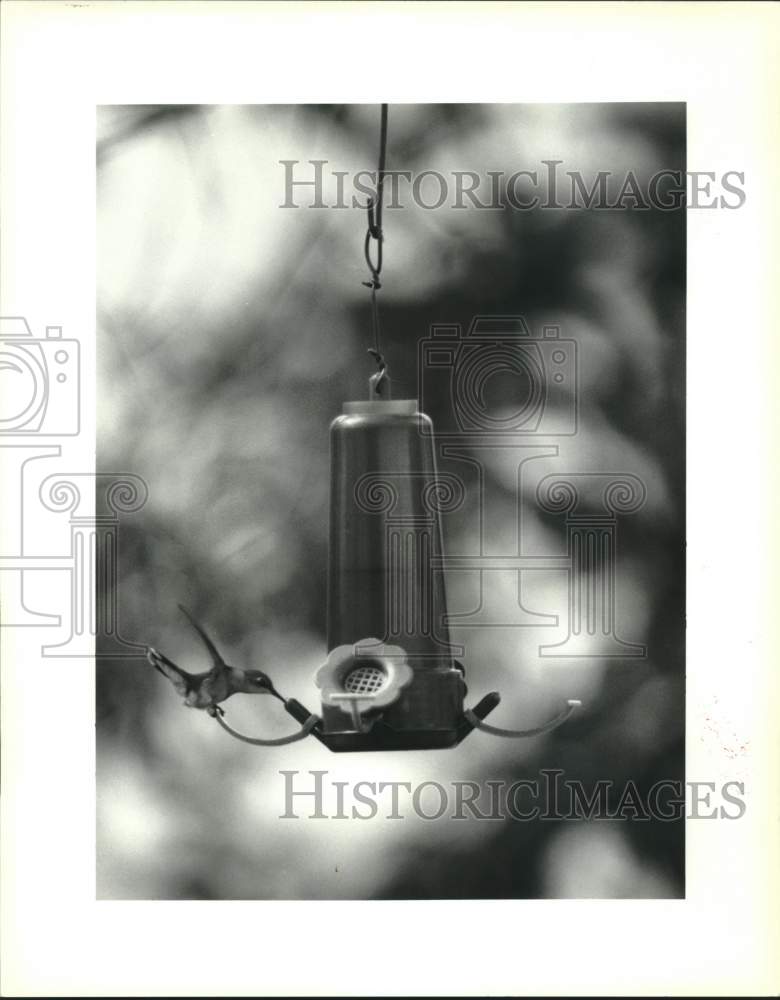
[146,647,197,697]
[177,604,227,676]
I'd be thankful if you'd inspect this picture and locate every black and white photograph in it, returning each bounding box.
[1,2,777,997]
[96,100,687,901]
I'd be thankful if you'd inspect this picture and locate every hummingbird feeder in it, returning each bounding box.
[150,104,580,752]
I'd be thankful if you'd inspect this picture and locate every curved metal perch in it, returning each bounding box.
[463,699,582,739]
[214,706,321,746]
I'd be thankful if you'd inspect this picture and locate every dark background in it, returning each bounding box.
[97,103,685,899]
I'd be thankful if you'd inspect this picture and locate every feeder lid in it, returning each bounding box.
[343,399,418,416]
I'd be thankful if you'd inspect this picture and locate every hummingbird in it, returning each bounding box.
[147,604,282,716]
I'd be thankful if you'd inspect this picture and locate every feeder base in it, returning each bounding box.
[284,692,501,753]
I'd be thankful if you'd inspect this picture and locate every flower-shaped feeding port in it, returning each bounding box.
[315,640,413,733]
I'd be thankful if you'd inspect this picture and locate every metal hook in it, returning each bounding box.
[367,347,389,398]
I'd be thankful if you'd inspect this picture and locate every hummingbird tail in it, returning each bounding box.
[146,646,167,676]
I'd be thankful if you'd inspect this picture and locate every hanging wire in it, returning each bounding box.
[362,103,389,397]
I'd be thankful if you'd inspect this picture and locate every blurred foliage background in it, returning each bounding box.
[97,103,685,899]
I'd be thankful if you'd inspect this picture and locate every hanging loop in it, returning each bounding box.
[361,103,389,388]
[363,225,383,290]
